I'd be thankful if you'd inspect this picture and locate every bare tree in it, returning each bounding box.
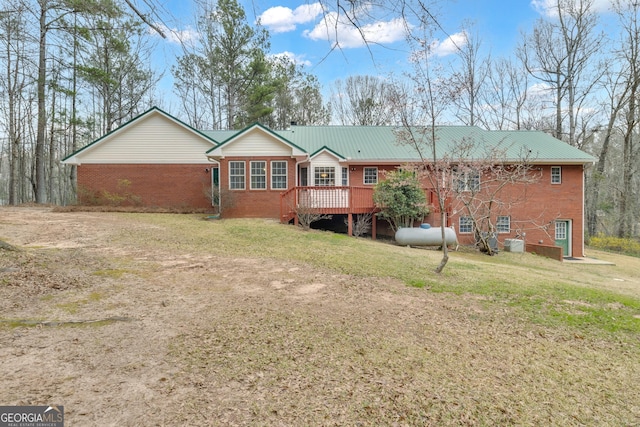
[481,56,533,130]
[329,75,394,125]
[447,26,490,127]
[612,0,640,238]
[390,21,453,272]
[520,0,604,147]
[0,2,29,204]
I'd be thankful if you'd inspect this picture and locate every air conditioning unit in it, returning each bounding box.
[504,238,524,253]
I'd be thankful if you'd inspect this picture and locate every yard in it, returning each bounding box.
[0,207,639,426]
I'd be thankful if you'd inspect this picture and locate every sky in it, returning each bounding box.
[149,0,618,109]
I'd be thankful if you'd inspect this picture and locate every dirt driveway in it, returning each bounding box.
[1,207,638,426]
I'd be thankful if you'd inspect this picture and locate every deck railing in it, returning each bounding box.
[280,186,449,223]
[280,186,376,222]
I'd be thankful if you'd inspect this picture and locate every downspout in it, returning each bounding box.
[208,157,221,215]
[292,155,309,225]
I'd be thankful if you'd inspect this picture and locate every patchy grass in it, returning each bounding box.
[92,268,134,279]
[115,215,640,337]
[2,209,639,426]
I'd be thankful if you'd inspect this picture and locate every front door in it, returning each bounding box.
[555,220,571,257]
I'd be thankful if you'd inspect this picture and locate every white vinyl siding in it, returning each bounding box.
[222,128,292,156]
[71,112,214,164]
[229,161,245,190]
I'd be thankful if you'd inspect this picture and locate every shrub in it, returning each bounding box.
[373,169,430,232]
[589,234,640,257]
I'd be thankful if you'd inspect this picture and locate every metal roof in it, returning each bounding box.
[267,125,596,164]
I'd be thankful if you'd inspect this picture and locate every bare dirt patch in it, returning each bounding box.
[1,207,639,426]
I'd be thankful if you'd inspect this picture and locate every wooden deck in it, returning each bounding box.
[280,186,376,223]
[280,186,448,237]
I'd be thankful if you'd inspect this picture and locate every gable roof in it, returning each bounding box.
[309,146,347,161]
[62,107,219,164]
[62,106,595,167]
[205,122,307,158]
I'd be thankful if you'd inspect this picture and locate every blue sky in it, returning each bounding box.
[151,0,616,106]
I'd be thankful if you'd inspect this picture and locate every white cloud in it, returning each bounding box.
[430,31,468,57]
[531,0,613,17]
[528,82,553,98]
[270,51,312,67]
[304,12,407,49]
[151,23,200,46]
[258,3,324,33]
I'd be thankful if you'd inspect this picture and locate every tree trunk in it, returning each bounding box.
[35,0,48,203]
[434,209,449,274]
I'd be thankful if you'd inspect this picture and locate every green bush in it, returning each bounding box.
[373,169,430,232]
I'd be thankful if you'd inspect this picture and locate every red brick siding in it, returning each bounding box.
[423,165,585,257]
[347,165,394,186]
[77,164,214,209]
[218,157,296,218]
[526,243,564,261]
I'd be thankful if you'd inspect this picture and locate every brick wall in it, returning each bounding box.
[77,164,214,209]
[431,164,585,257]
[525,243,564,261]
[218,157,296,218]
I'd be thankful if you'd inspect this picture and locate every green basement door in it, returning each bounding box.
[555,220,571,257]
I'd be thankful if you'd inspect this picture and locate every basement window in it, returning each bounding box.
[496,216,511,233]
[459,216,473,234]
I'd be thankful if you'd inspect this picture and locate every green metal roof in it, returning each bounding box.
[66,105,595,166]
[267,125,596,164]
[201,130,239,142]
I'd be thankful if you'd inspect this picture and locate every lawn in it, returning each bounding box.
[1,209,639,426]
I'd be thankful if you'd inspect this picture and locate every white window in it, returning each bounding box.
[555,221,567,240]
[496,216,511,234]
[364,167,378,185]
[229,161,245,190]
[271,161,287,189]
[459,216,473,234]
[342,167,348,186]
[250,161,266,190]
[551,166,562,184]
[314,167,335,186]
[455,169,480,192]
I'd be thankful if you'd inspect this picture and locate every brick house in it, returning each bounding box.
[63,107,595,257]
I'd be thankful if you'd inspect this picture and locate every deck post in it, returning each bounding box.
[371,215,377,240]
[347,213,353,236]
